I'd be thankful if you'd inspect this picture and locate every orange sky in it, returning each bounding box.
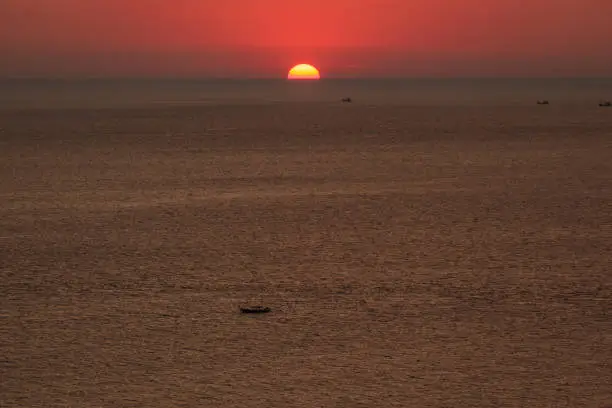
[1,0,611,77]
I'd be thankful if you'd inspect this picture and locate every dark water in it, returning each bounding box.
[1,80,611,407]
[1,78,612,108]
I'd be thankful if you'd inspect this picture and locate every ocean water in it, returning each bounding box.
[1,77,612,108]
[1,79,611,407]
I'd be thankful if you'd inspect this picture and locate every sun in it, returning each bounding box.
[288,64,321,80]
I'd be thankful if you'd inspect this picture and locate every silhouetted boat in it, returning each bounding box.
[341,97,352,103]
[239,306,271,314]
[599,101,611,107]
[537,100,550,105]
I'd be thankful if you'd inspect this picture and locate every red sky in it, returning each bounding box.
[1,0,611,77]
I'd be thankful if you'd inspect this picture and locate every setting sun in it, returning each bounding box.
[288,64,321,80]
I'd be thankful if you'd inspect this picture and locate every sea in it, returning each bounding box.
[1,78,611,407]
[1,78,612,108]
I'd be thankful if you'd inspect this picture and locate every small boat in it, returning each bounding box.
[341,97,352,103]
[537,100,550,105]
[239,306,271,314]
[599,101,611,107]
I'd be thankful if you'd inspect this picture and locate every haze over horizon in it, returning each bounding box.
[1,0,611,78]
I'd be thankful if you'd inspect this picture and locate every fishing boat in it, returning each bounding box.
[239,306,271,314]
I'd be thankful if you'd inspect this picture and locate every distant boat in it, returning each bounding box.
[537,100,550,105]
[341,97,352,103]
[599,101,611,107]
[239,306,271,314]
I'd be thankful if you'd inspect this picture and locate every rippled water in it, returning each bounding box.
[1,89,611,407]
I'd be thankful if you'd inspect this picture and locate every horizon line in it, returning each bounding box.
[2,75,612,81]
